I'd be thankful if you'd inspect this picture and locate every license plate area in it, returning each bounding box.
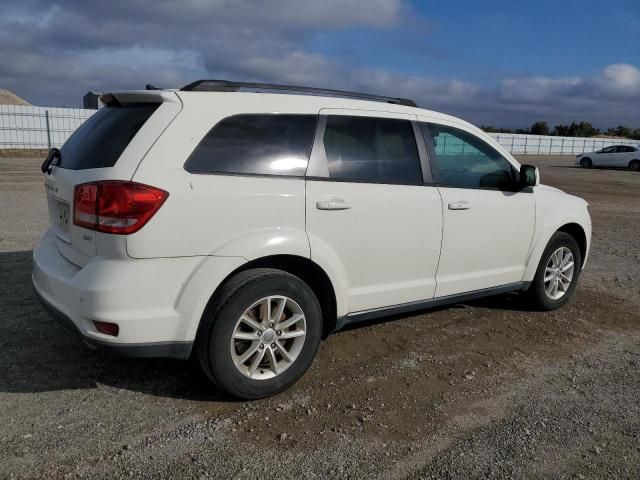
[48,195,71,236]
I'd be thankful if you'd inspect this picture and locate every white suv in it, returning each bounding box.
[33,80,591,399]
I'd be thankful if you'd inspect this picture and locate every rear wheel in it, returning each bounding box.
[528,232,582,310]
[580,157,592,168]
[629,159,640,172]
[196,268,322,399]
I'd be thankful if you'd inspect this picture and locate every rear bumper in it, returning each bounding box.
[32,228,199,359]
[34,287,191,358]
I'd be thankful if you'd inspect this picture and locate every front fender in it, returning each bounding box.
[523,207,591,282]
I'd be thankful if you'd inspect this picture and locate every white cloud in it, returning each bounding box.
[499,76,584,104]
[599,63,640,96]
[0,0,638,127]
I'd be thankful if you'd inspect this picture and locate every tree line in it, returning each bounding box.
[481,121,640,140]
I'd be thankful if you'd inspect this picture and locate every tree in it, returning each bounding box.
[530,121,549,136]
[483,121,637,138]
[552,122,600,137]
[574,121,600,137]
[614,125,632,138]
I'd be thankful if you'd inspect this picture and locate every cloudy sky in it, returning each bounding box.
[1,0,639,128]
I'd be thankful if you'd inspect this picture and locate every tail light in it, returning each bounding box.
[74,181,168,234]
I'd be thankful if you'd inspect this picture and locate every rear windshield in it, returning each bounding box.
[58,103,159,170]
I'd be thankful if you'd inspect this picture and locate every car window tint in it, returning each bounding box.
[323,116,422,184]
[185,114,317,176]
[59,103,159,170]
[423,123,515,189]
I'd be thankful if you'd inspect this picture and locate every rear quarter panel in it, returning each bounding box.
[128,92,314,259]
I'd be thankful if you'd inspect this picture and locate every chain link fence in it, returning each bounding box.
[1,103,639,154]
[0,104,95,150]
[488,132,640,155]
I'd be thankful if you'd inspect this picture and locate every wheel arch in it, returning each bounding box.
[524,217,591,282]
[557,222,587,266]
[196,254,339,342]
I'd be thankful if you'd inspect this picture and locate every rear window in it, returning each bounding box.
[184,114,317,176]
[58,103,159,170]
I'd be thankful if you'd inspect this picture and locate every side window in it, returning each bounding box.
[185,114,317,176]
[423,123,516,189]
[601,146,616,153]
[322,116,423,184]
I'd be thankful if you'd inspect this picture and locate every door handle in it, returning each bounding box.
[316,200,352,211]
[448,201,471,210]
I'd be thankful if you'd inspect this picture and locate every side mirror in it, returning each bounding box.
[519,164,539,188]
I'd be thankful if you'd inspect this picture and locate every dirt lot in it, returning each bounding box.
[1,155,639,479]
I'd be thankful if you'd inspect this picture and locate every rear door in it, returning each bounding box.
[305,110,443,313]
[614,146,635,167]
[43,92,181,266]
[420,122,535,297]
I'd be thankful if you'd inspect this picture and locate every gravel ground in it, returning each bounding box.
[1,155,639,479]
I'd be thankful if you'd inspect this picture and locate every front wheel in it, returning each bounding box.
[196,268,322,399]
[580,158,593,168]
[528,232,582,310]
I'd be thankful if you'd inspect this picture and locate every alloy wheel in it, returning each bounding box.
[544,247,575,300]
[230,296,306,380]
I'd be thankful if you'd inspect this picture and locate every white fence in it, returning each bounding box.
[0,104,95,150]
[1,103,639,154]
[488,132,640,155]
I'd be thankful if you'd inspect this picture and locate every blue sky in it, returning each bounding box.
[0,0,638,127]
[330,0,640,80]
[306,0,640,95]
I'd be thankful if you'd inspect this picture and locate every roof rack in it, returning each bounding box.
[180,79,417,107]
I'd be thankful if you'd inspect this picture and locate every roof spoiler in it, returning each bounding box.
[180,79,417,107]
[99,90,180,105]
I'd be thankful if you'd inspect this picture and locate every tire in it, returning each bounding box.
[580,157,592,168]
[629,159,640,172]
[528,232,582,311]
[195,268,322,399]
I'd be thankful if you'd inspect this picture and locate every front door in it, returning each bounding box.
[419,122,536,297]
[594,146,616,166]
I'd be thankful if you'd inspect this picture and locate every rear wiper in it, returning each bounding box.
[41,147,61,174]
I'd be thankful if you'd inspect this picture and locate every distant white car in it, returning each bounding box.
[576,145,640,171]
